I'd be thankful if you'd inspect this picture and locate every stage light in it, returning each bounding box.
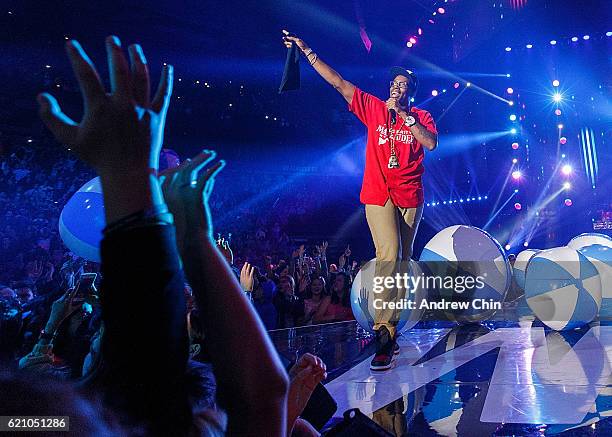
[510,128,517,134]
[512,158,518,164]
[552,79,559,87]
[406,42,413,48]
[555,109,562,116]
[506,73,511,78]
[484,195,488,199]
[453,82,460,88]
[409,37,417,44]
[507,87,514,94]
[514,189,519,193]
[509,114,517,121]
[550,40,557,45]
[460,198,464,202]
[564,198,573,206]
[505,47,512,52]
[561,164,572,175]
[505,244,511,250]
[557,123,563,129]
[438,7,445,14]
[560,136,567,144]
[583,35,590,40]
[508,100,514,106]
[524,242,529,247]
[466,82,471,87]
[478,196,482,200]
[514,203,522,210]
[563,182,571,190]
[561,153,566,158]
[607,31,612,37]
[431,89,438,96]
[571,36,578,42]
[526,44,533,48]
[512,170,522,180]
[553,93,562,102]
[418,27,423,35]
[442,89,447,93]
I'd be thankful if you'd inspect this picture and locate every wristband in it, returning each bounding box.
[302,48,313,57]
[103,204,173,235]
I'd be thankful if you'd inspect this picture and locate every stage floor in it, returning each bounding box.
[269,299,612,436]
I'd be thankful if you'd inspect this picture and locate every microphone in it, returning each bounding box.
[390,90,399,124]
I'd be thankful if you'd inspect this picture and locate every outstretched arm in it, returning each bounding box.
[161,152,289,436]
[283,30,355,104]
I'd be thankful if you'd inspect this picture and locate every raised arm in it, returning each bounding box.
[160,152,289,436]
[282,30,355,104]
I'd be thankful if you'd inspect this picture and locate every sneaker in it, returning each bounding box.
[370,326,396,370]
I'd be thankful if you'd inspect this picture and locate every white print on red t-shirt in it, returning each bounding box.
[375,125,414,145]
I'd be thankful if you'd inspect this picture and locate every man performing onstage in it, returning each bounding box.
[282,30,438,370]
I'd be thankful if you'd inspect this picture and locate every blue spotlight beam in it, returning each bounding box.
[436,87,468,123]
[483,190,518,231]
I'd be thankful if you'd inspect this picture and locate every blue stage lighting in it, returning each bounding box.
[571,36,578,42]
[505,47,512,52]
[550,40,557,45]
[478,196,482,200]
[484,196,488,199]
[526,44,533,48]
[552,79,559,87]
[583,35,590,40]
[553,93,562,102]
[509,114,517,121]
[510,128,517,134]
[607,31,612,37]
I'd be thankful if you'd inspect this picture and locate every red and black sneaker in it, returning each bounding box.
[370,326,396,370]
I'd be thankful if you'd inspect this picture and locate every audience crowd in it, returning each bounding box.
[0,36,363,436]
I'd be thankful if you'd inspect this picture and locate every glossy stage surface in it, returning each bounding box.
[270,299,612,436]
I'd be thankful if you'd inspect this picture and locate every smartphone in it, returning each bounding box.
[73,272,98,301]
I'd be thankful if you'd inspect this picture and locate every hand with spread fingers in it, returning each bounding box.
[38,36,173,178]
[240,262,255,292]
[38,36,173,223]
[159,150,225,248]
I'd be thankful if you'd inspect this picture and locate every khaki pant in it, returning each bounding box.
[365,199,423,338]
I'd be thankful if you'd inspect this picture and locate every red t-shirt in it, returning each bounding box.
[348,87,437,208]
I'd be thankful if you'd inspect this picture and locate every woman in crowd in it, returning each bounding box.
[301,275,327,325]
[313,272,355,323]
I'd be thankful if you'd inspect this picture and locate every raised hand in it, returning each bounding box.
[298,275,310,294]
[344,245,351,258]
[38,37,174,223]
[38,36,172,179]
[358,287,374,327]
[159,150,225,249]
[45,288,82,333]
[240,262,255,292]
[282,30,309,52]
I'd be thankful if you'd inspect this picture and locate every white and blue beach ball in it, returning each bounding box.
[513,249,540,290]
[350,258,426,334]
[578,244,612,318]
[419,225,511,323]
[525,246,601,330]
[567,233,612,251]
[59,177,105,262]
